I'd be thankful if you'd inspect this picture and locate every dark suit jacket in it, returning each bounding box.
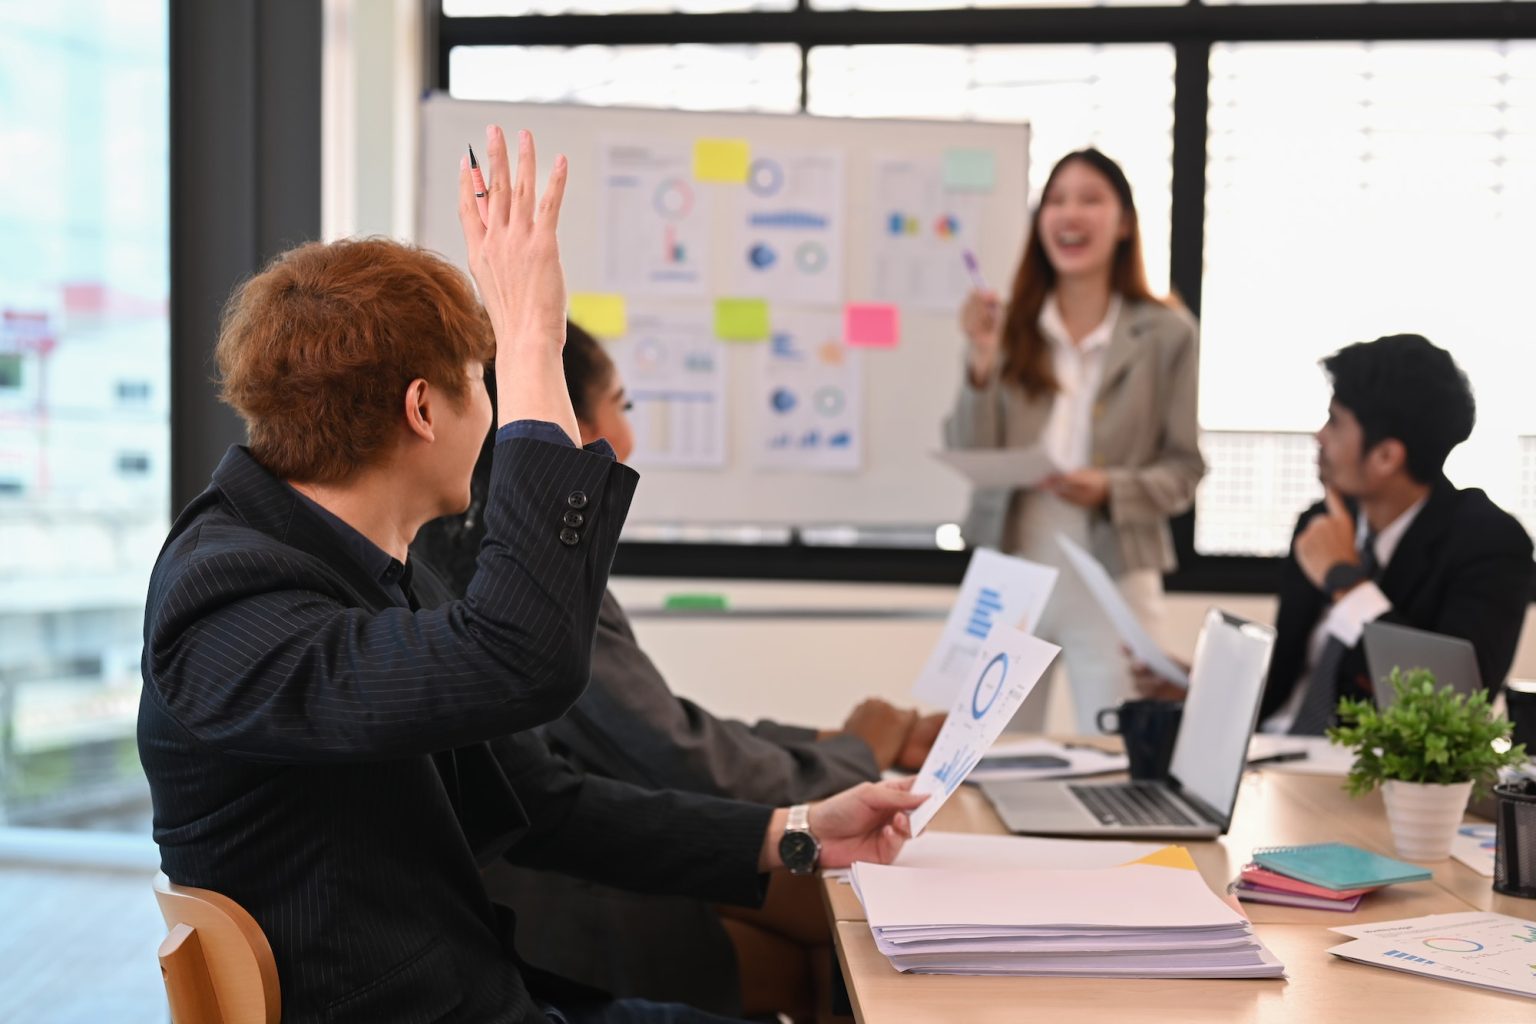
[476,591,878,1011]
[1261,478,1534,722]
[138,440,772,1023]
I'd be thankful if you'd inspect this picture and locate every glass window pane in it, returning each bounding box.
[1206,0,1510,6]
[1198,41,1536,555]
[0,1,168,831]
[447,0,791,12]
[813,0,1178,9]
[449,44,802,113]
[807,44,1175,292]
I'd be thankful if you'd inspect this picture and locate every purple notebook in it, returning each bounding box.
[1231,881,1363,912]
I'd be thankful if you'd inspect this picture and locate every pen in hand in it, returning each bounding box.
[962,248,987,291]
[468,143,489,226]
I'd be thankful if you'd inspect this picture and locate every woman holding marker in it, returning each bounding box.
[945,148,1204,732]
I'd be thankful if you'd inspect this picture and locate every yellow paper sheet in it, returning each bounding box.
[693,139,751,183]
[568,293,628,338]
[714,298,771,341]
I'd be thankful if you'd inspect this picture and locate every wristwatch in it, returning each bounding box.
[778,803,821,876]
[1323,560,1369,599]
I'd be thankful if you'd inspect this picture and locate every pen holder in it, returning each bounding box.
[1493,779,1536,899]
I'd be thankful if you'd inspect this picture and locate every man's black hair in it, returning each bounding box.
[1322,333,1475,484]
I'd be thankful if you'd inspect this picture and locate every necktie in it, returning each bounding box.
[1290,528,1380,736]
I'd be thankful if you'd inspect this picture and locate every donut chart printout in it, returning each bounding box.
[909,628,1061,835]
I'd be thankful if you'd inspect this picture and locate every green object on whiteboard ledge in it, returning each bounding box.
[664,593,729,612]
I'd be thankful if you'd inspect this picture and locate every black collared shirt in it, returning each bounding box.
[293,491,415,609]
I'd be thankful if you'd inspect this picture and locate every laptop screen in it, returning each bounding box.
[1362,621,1482,708]
[1167,610,1277,824]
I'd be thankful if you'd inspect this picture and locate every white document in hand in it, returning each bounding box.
[911,548,1058,707]
[932,446,1063,490]
[1056,534,1190,687]
[909,628,1060,835]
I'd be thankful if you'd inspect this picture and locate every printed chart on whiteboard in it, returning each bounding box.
[730,148,845,307]
[600,139,711,296]
[610,307,726,469]
[751,308,863,473]
[869,154,986,312]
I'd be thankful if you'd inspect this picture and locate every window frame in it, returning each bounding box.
[433,2,1536,592]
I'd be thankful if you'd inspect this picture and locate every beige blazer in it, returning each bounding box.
[944,298,1206,575]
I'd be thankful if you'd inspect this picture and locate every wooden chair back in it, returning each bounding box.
[153,871,280,1024]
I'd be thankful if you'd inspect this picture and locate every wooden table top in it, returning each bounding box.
[822,763,1536,1022]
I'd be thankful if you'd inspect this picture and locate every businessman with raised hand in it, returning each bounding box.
[138,126,923,1024]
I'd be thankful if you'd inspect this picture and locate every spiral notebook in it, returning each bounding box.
[1252,843,1431,891]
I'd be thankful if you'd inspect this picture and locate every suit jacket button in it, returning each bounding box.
[563,510,585,528]
[559,528,580,547]
[567,491,589,510]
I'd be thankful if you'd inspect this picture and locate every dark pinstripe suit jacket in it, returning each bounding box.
[138,439,772,1023]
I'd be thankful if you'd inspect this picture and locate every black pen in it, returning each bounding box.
[468,143,488,224]
[1247,750,1309,767]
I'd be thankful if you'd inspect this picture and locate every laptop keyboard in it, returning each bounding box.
[1068,782,1200,828]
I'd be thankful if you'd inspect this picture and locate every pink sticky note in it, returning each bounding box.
[844,303,900,348]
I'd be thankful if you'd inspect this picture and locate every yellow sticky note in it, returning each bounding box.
[1125,845,1198,871]
[568,293,628,339]
[694,138,751,183]
[714,298,771,341]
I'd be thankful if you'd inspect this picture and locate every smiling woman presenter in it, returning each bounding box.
[944,148,1205,732]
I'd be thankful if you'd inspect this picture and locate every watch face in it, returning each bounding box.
[779,829,819,872]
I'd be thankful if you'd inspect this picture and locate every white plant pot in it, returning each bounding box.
[1380,779,1474,861]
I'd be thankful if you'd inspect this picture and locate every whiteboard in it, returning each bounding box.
[418,96,1029,533]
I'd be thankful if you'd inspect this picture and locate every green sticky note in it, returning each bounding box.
[568,293,628,338]
[694,138,751,183]
[714,298,771,341]
[664,593,728,612]
[943,148,997,193]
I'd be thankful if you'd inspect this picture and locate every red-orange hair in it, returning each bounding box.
[216,238,492,483]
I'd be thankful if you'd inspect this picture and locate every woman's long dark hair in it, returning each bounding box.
[998,148,1161,398]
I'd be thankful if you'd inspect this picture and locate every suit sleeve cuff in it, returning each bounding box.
[1325,581,1392,647]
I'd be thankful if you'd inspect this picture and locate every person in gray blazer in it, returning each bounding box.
[945,148,1205,733]
[413,322,943,1021]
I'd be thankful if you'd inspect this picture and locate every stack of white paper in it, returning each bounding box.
[851,850,1285,979]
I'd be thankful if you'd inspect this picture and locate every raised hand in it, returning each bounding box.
[959,288,1002,383]
[1294,487,1359,592]
[457,125,578,442]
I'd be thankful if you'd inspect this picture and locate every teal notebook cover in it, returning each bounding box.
[1252,842,1432,890]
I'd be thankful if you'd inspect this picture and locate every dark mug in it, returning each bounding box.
[1506,679,1536,753]
[1097,699,1184,781]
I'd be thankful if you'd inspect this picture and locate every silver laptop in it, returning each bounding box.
[1362,621,1482,710]
[980,609,1277,839]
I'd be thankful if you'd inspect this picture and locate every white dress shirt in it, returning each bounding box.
[1037,293,1122,472]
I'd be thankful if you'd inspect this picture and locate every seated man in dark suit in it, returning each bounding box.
[415,323,945,1021]
[138,128,923,1024]
[1136,333,1532,733]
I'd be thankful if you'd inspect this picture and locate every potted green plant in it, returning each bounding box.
[1327,668,1527,861]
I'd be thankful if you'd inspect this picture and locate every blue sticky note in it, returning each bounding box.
[943,149,997,193]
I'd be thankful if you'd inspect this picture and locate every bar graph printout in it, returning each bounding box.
[911,548,1058,707]
[909,628,1061,835]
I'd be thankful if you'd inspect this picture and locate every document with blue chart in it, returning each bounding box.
[750,308,863,473]
[911,548,1058,707]
[909,627,1061,835]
